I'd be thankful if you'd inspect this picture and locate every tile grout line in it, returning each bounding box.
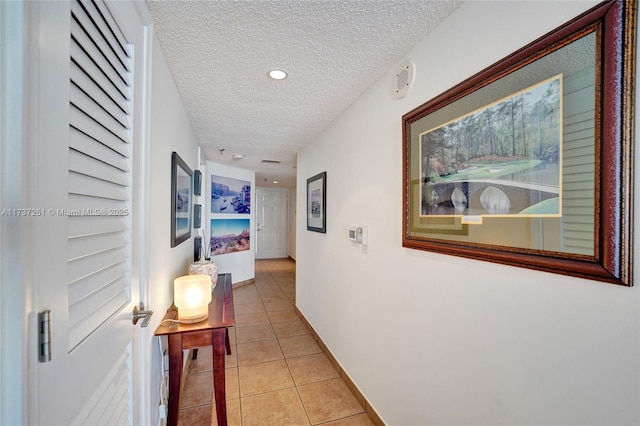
[266,268,313,425]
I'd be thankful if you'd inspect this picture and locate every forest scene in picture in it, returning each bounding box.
[420,75,562,217]
[210,219,250,256]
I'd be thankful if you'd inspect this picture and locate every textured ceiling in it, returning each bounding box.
[148,0,463,187]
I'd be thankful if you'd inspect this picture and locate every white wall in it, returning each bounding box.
[146,35,201,426]
[206,161,255,283]
[288,185,297,260]
[296,2,639,425]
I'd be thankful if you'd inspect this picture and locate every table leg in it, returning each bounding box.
[167,334,183,426]
[212,328,227,426]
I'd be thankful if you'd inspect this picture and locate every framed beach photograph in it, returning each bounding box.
[209,218,250,256]
[402,0,635,286]
[171,151,193,247]
[211,175,251,214]
[307,172,326,233]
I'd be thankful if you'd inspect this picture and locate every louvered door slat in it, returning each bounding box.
[68,216,128,239]
[71,19,130,102]
[72,349,131,426]
[75,0,131,75]
[68,245,127,283]
[71,42,131,115]
[69,128,130,173]
[68,278,129,350]
[69,170,129,201]
[110,411,128,426]
[71,1,131,89]
[68,262,128,306]
[68,231,128,261]
[87,366,128,426]
[68,194,129,215]
[70,84,130,142]
[101,381,129,425]
[70,107,130,158]
[93,0,132,63]
[69,148,129,186]
[71,61,131,129]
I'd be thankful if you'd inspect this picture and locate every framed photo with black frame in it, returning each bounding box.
[171,151,193,247]
[194,169,202,196]
[194,204,202,229]
[306,172,326,233]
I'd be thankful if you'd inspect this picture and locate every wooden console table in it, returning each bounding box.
[155,273,235,426]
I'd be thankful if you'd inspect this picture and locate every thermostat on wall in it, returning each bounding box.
[348,226,368,245]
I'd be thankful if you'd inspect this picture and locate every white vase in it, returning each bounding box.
[188,259,218,290]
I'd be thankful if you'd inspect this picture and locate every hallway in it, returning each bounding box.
[178,259,373,425]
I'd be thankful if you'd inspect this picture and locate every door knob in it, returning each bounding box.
[132,303,153,327]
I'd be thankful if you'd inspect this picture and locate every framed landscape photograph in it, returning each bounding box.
[402,0,635,286]
[307,172,326,233]
[209,218,250,256]
[171,151,192,247]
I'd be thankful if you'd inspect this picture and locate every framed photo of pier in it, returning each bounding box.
[402,0,635,286]
[171,151,193,248]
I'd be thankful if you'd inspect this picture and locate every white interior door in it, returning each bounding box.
[27,1,150,424]
[256,188,288,259]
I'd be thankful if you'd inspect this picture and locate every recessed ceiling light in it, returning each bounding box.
[232,154,244,159]
[268,69,287,80]
[273,181,279,184]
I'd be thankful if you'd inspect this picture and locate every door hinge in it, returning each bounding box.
[38,310,52,363]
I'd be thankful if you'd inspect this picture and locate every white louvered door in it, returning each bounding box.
[31,1,149,424]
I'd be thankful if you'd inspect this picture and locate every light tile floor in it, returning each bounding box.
[178,259,373,426]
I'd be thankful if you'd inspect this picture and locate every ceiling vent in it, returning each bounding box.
[261,159,282,164]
